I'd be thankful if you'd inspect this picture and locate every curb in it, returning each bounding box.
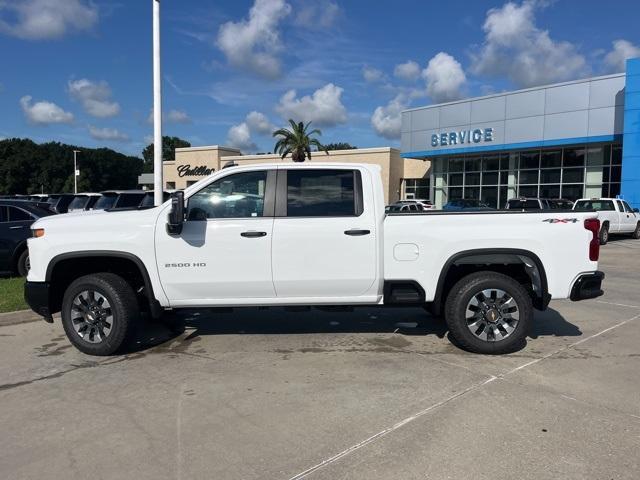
[0,309,43,327]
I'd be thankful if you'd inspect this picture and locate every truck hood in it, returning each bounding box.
[33,207,161,233]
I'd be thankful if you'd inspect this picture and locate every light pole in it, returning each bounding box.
[152,0,163,206]
[73,149,80,194]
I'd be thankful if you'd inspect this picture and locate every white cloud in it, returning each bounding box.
[604,39,640,73]
[226,110,275,152]
[470,1,587,88]
[88,125,129,142]
[295,1,340,28]
[394,60,421,82]
[0,0,98,40]
[68,79,120,118]
[166,109,191,124]
[216,0,291,78]
[363,66,384,83]
[423,52,467,103]
[245,110,275,134]
[20,95,74,125]
[147,108,192,124]
[276,83,347,127]
[371,94,407,140]
[227,122,256,151]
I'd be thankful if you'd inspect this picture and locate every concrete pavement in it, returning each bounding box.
[1,238,639,479]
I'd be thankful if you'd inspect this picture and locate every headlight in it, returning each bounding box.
[32,228,45,238]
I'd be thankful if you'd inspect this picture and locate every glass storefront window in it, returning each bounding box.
[465,187,480,200]
[449,158,464,172]
[519,186,538,197]
[561,184,583,200]
[541,150,561,168]
[540,169,561,183]
[466,157,481,172]
[539,185,561,198]
[481,187,498,206]
[611,165,622,183]
[519,170,539,184]
[465,172,481,185]
[520,151,540,169]
[404,178,430,199]
[449,173,463,186]
[562,168,584,183]
[563,148,585,167]
[482,172,499,185]
[482,155,500,171]
[449,187,463,200]
[612,146,622,165]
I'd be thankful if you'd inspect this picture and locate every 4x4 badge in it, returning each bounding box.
[542,218,579,223]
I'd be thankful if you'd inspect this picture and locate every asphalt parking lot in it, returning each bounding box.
[1,239,639,480]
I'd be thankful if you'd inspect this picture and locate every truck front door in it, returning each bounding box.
[620,200,638,232]
[271,168,378,299]
[155,169,277,304]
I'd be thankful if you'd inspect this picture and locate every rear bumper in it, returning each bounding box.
[570,271,605,301]
[24,281,53,322]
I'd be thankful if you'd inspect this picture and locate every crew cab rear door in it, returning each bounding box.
[271,167,378,299]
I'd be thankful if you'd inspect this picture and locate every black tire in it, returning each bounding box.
[61,273,139,356]
[599,224,609,245]
[444,271,533,355]
[632,222,640,240]
[16,249,29,277]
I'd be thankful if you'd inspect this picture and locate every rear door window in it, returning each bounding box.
[8,206,32,221]
[286,169,360,217]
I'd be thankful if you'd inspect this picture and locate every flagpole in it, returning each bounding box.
[153,0,163,205]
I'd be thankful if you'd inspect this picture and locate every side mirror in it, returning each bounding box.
[167,191,185,236]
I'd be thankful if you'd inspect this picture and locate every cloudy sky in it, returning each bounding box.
[0,0,639,157]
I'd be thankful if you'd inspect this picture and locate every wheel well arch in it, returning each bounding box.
[10,240,28,270]
[46,251,162,317]
[431,249,549,316]
[601,220,609,228]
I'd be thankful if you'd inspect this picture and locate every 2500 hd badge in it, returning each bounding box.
[165,263,207,268]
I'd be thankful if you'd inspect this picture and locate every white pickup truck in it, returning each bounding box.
[573,198,640,244]
[25,163,604,356]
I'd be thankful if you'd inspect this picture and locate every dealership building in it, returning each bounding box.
[401,58,640,209]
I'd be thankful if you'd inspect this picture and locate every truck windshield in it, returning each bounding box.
[67,196,89,211]
[574,200,615,211]
[94,195,117,210]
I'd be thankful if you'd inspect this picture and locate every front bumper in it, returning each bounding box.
[570,271,605,301]
[24,281,53,323]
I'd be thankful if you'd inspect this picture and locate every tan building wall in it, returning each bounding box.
[159,145,431,204]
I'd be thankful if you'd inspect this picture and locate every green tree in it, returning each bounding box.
[142,136,191,172]
[0,138,143,195]
[273,120,327,162]
[324,142,357,151]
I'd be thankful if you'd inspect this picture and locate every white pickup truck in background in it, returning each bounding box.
[26,163,604,356]
[573,198,640,244]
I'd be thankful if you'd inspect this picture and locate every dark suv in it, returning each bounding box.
[0,200,53,276]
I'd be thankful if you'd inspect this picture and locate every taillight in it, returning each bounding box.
[584,218,600,261]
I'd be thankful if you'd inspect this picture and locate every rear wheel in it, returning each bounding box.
[61,273,139,356]
[632,222,640,239]
[599,224,609,245]
[445,272,533,354]
[16,249,30,277]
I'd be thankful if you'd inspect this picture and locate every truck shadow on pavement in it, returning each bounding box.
[126,306,582,355]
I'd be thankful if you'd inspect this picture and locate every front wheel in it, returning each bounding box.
[16,249,29,277]
[61,273,139,355]
[444,272,533,354]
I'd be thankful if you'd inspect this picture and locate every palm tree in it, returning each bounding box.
[273,120,327,162]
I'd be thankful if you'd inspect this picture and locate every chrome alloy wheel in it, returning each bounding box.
[71,290,113,343]
[465,288,520,342]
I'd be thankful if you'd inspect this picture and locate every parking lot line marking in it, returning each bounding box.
[287,312,640,480]
[596,300,640,309]
[286,375,498,480]
[502,312,640,377]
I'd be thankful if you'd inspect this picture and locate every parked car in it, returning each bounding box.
[0,200,53,276]
[386,203,424,213]
[396,199,435,210]
[573,198,639,244]
[139,191,170,209]
[46,194,76,214]
[505,197,574,210]
[94,190,148,211]
[443,199,494,211]
[26,163,603,356]
[67,193,102,212]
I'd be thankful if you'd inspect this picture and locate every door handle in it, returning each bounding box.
[9,226,24,230]
[344,229,370,236]
[240,231,267,238]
